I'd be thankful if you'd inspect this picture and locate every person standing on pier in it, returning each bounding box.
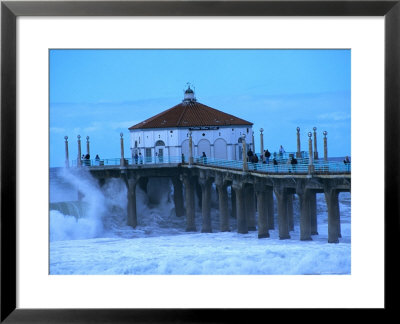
[252,154,258,170]
[264,149,271,164]
[201,152,207,165]
[279,145,285,158]
[273,158,278,171]
[291,156,298,172]
[343,156,350,171]
[83,154,90,166]
[247,148,254,162]
[134,152,138,164]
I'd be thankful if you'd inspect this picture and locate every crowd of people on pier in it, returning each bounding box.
[134,152,144,164]
[80,153,103,166]
[78,144,350,172]
[244,145,299,171]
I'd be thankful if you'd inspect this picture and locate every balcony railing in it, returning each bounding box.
[71,153,351,174]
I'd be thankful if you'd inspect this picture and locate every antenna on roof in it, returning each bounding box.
[183,82,190,94]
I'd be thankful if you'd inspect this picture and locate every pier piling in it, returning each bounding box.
[274,185,291,240]
[255,181,269,238]
[232,180,248,234]
[183,174,196,232]
[84,154,349,243]
[127,177,138,228]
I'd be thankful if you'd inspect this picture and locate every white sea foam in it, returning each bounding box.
[49,168,351,275]
[50,168,107,241]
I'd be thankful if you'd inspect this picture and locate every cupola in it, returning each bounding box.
[183,84,196,103]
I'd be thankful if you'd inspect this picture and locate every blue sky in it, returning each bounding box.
[50,49,350,167]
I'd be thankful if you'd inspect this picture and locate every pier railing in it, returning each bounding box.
[72,154,351,174]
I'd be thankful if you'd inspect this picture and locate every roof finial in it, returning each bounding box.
[183,82,196,103]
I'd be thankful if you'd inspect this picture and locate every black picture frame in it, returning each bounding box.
[1,0,399,322]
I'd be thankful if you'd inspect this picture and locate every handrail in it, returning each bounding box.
[71,155,351,174]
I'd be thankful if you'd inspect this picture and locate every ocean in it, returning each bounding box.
[49,167,351,275]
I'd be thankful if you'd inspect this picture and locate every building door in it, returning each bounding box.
[145,148,152,163]
[155,140,165,163]
[158,148,163,162]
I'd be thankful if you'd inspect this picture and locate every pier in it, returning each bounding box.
[73,154,350,244]
[63,129,350,243]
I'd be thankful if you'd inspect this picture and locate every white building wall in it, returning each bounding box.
[130,125,253,162]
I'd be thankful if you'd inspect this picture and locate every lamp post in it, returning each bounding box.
[296,127,301,158]
[242,134,248,171]
[260,128,264,161]
[313,127,319,160]
[86,136,90,157]
[308,132,314,174]
[77,135,82,167]
[323,131,328,161]
[252,131,255,152]
[64,136,69,168]
[120,132,125,166]
[188,131,194,165]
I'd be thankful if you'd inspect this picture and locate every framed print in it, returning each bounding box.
[1,0,399,322]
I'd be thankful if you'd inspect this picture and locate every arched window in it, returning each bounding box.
[155,140,165,146]
[198,139,211,158]
[214,138,227,160]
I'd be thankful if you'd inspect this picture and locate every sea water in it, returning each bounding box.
[49,167,351,275]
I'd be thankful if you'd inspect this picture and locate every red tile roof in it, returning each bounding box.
[129,100,253,130]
